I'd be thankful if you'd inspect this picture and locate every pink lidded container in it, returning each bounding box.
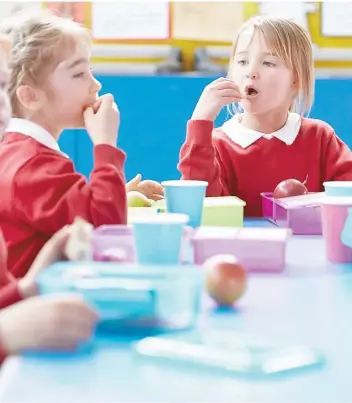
[261,192,324,235]
[92,225,194,264]
[192,226,291,272]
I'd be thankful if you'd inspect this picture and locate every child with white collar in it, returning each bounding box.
[178,16,352,217]
[0,32,98,362]
[0,10,161,278]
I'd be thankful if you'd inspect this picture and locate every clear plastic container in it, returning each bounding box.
[36,262,204,331]
[134,330,325,378]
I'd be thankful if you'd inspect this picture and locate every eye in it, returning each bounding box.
[237,60,248,65]
[73,72,85,78]
[263,61,276,67]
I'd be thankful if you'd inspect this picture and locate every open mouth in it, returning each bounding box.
[245,85,259,98]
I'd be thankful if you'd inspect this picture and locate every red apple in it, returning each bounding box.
[204,254,247,306]
[273,178,308,199]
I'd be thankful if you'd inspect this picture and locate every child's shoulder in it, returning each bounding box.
[3,132,64,157]
[300,117,336,139]
[0,132,70,178]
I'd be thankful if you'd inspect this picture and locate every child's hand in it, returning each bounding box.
[18,218,93,299]
[126,174,164,201]
[0,295,98,354]
[191,77,244,121]
[83,93,120,147]
[64,217,93,262]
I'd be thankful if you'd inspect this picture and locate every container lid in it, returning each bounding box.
[130,213,189,224]
[37,262,204,290]
[193,226,290,241]
[94,224,133,235]
[323,181,352,188]
[203,196,246,207]
[161,180,208,187]
[321,196,352,205]
[275,192,325,209]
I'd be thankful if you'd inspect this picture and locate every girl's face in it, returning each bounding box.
[45,39,101,129]
[27,38,101,134]
[231,28,296,116]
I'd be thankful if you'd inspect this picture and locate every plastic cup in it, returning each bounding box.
[321,197,352,262]
[323,181,352,197]
[161,180,208,228]
[132,213,189,265]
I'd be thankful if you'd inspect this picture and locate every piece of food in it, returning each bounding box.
[273,178,308,199]
[204,254,247,306]
[127,191,153,207]
[64,217,93,261]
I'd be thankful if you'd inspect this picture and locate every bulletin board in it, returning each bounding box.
[43,1,172,42]
[243,2,352,69]
[19,1,352,71]
[40,1,242,70]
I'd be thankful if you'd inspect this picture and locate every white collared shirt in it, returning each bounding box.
[5,118,63,154]
[222,112,301,149]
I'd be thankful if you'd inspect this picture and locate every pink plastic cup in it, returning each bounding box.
[321,197,352,263]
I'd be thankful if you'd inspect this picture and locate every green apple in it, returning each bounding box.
[127,191,153,207]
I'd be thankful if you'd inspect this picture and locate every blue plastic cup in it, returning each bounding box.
[132,213,189,265]
[161,180,208,228]
[323,181,352,197]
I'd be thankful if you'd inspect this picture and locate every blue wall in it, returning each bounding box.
[58,75,352,182]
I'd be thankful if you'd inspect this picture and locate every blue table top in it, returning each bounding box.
[0,219,351,402]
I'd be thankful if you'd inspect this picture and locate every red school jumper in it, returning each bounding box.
[0,119,127,278]
[179,113,352,217]
[0,229,24,364]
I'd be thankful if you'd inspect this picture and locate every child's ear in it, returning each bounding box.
[16,85,44,112]
[291,73,299,91]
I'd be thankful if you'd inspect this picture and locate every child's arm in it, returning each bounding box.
[13,145,127,235]
[178,120,232,196]
[0,283,22,310]
[322,129,352,181]
[0,219,92,310]
[178,78,242,197]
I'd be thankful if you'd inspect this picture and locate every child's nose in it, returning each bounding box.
[246,65,259,79]
[92,77,102,93]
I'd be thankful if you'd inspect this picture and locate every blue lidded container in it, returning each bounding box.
[37,261,204,333]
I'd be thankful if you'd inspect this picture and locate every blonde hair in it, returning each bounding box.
[0,10,91,116]
[229,15,314,116]
[0,35,11,59]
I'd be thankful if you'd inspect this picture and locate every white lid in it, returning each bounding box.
[321,196,352,205]
[161,180,208,187]
[203,196,246,207]
[193,226,290,241]
[323,181,352,188]
[131,213,189,224]
[276,192,325,208]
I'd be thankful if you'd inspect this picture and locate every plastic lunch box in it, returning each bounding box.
[192,226,291,272]
[154,196,246,227]
[261,192,324,235]
[92,225,194,264]
[36,262,204,331]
